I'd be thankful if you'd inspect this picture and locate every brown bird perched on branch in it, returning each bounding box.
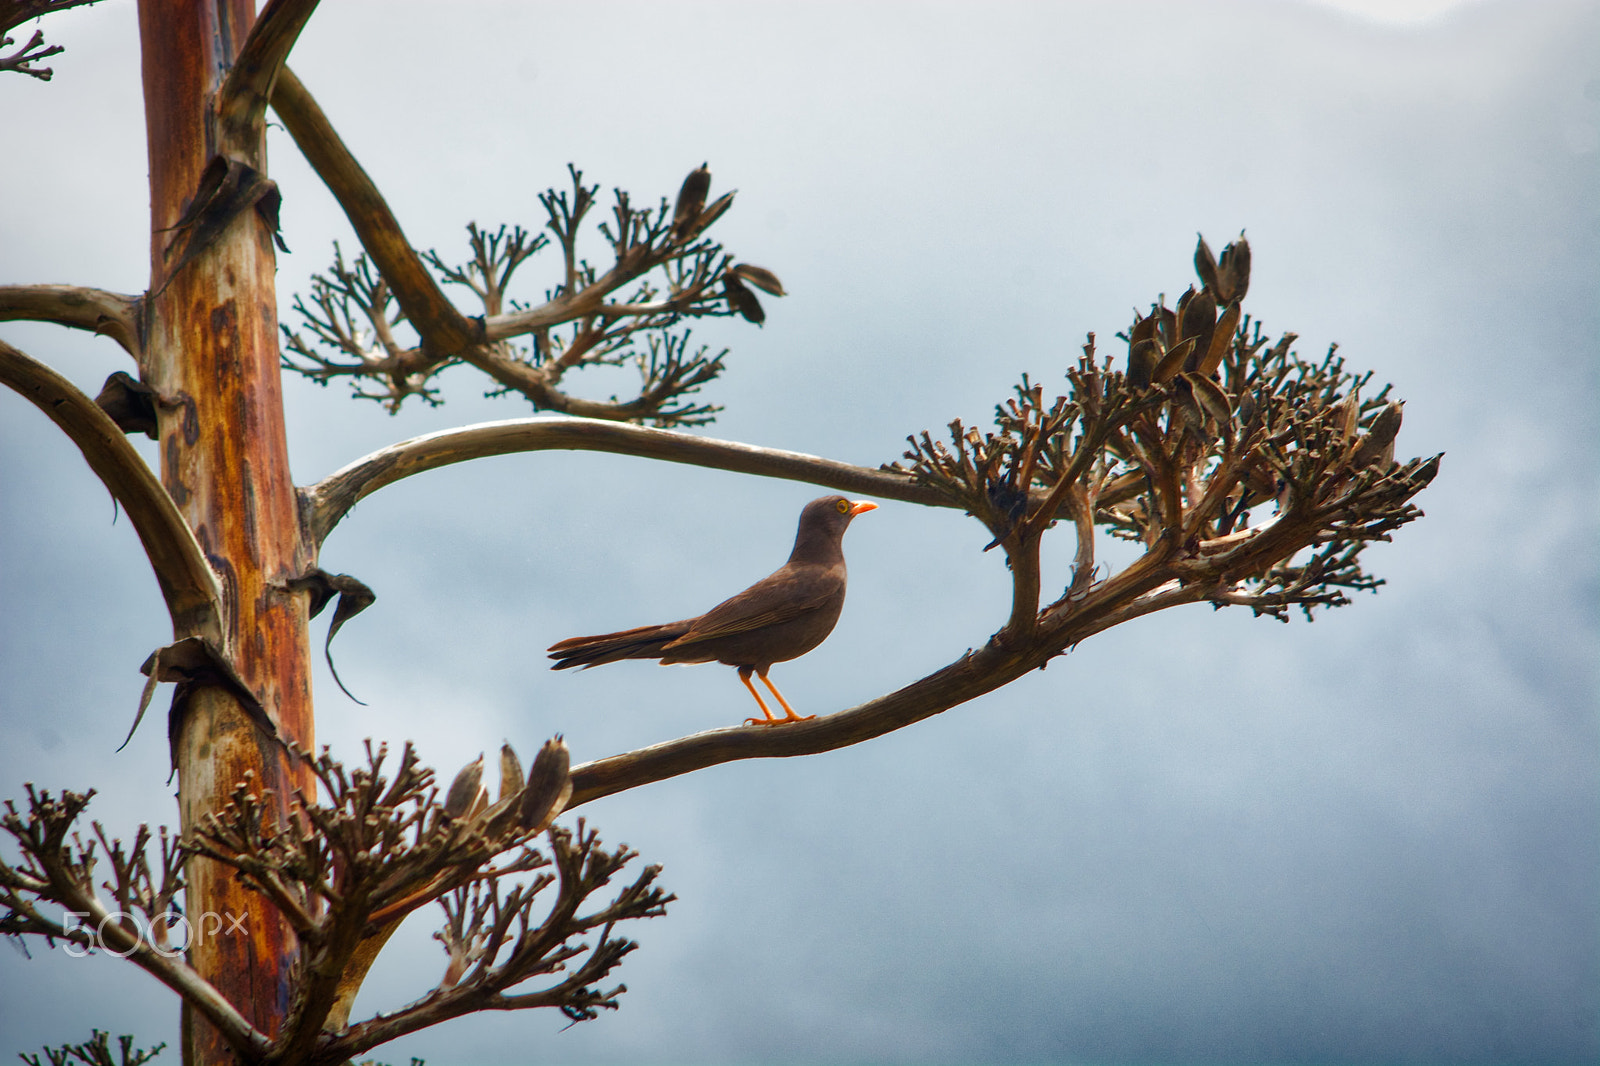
[547,495,877,726]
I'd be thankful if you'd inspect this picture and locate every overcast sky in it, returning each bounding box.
[2,1,1597,1063]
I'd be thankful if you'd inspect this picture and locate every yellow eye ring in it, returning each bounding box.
[835,499,850,514]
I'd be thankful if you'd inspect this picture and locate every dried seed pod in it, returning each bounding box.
[1237,389,1258,427]
[519,736,573,833]
[1328,397,1359,446]
[498,742,523,801]
[444,755,484,818]
[1352,401,1404,469]
[728,263,786,297]
[1195,234,1221,295]
[673,163,710,238]
[1152,336,1197,384]
[1183,371,1234,426]
[1128,338,1159,388]
[1411,453,1441,487]
[696,190,736,233]
[1178,285,1216,348]
[1171,375,1208,437]
[1153,304,1178,347]
[1128,311,1159,347]
[1193,300,1241,378]
[1216,235,1251,304]
[724,273,765,325]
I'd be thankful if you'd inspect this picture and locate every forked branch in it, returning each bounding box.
[2,740,666,1066]
[216,0,321,154]
[0,0,109,79]
[0,284,142,359]
[301,417,949,547]
[273,68,778,424]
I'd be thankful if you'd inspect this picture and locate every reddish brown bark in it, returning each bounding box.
[137,2,316,1063]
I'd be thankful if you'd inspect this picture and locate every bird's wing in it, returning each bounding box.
[666,566,842,647]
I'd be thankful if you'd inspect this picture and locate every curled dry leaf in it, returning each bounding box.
[287,568,377,705]
[94,371,159,439]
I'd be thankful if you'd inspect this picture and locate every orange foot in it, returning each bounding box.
[744,712,817,727]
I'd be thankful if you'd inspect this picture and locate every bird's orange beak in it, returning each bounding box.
[849,501,878,516]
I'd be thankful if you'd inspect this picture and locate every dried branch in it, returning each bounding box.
[300,417,952,548]
[564,235,1440,805]
[0,340,221,639]
[0,284,142,359]
[0,0,101,34]
[215,0,320,154]
[4,734,656,1066]
[273,66,775,424]
[0,0,108,79]
[0,27,58,78]
[19,1030,167,1066]
[269,66,481,358]
[0,788,270,1059]
[177,736,661,1064]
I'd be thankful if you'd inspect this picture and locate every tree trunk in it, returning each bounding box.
[137,2,315,1062]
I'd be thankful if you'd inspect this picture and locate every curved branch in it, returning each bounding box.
[303,416,955,546]
[217,0,321,153]
[565,574,1173,806]
[0,284,142,360]
[0,339,220,637]
[564,550,1224,807]
[91,901,270,1059]
[269,66,481,357]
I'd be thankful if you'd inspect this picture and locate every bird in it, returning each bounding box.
[547,495,877,726]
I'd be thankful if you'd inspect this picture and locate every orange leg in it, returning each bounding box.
[751,668,815,726]
[738,667,780,726]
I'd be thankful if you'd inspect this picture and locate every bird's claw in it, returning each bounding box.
[743,714,817,727]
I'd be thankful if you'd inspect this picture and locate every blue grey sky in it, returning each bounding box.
[1,1,1596,1062]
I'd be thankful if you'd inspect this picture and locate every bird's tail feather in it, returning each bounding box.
[547,620,694,669]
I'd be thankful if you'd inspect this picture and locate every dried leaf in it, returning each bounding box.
[255,185,290,253]
[129,636,276,766]
[94,371,159,439]
[155,156,277,296]
[288,569,377,705]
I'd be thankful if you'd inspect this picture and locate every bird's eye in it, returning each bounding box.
[835,499,849,514]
